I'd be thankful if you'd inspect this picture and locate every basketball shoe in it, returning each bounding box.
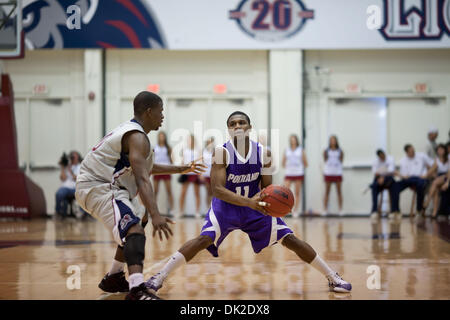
[125,283,162,300]
[98,271,129,293]
[145,272,164,293]
[327,272,352,293]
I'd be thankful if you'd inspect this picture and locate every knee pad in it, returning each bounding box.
[123,233,146,267]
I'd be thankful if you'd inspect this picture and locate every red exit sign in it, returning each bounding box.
[345,83,361,94]
[32,84,49,95]
[147,84,160,94]
[213,84,227,94]
[414,83,428,94]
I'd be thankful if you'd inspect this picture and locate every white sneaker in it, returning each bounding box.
[145,272,165,293]
[327,272,352,293]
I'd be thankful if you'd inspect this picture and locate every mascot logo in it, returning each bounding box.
[229,0,314,42]
[21,0,166,49]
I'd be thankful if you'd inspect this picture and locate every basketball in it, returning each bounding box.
[262,185,295,217]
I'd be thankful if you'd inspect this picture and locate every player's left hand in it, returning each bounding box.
[181,157,208,175]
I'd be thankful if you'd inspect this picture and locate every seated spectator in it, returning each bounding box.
[55,151,82,219]
[370,149,399,219]
[423,144,450,218]
[396,144,433,217]
[436,169,450,219]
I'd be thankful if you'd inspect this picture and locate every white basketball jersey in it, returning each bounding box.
[285,146,304,176]
[77,120,154,198]
[203,149,213,177]
[154,144,171,165]
[324,148,343,176]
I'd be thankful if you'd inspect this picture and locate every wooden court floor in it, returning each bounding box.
[0,216,449,300]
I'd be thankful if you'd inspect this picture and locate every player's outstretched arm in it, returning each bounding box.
[210,147,269,214]
[127,132,174,240]
[151,161,207,175]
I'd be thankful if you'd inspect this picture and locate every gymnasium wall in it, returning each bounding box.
[2,48,450,215]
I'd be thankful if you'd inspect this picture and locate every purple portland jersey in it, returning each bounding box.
[199,139,294,257]
[224,140,262,198]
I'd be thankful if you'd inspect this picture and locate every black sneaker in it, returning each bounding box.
[98,271,129,293]
[125,283,162,300]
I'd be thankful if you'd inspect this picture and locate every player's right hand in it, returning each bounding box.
[151,215,176,241]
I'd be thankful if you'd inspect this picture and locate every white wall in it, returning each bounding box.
[304,49,450,215]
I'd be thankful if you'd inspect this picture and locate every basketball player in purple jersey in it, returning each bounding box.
[146,112,352,294]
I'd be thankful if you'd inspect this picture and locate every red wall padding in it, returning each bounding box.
[0,74,47,218]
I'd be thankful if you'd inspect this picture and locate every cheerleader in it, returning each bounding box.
[282,134,308,216]
[423,144,450,218]
[153,131,174,216]
[323,135,344,215]
[179,134,201,217]
[200,137,215,208]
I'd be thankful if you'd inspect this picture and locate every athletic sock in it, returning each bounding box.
[108,259,125,276]
[129,273,144,290]
[159,251,187,279]
[309,254,334,277]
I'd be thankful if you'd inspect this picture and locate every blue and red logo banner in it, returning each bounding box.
[21,0,166,49]
[14,0,450,50]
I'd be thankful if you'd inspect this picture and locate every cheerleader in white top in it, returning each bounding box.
[200,137,215,208]
[153,131,174,215]
[179,134,202,217]
[282,135,308,215]
[323,135,344,214]
[423,144,450,218]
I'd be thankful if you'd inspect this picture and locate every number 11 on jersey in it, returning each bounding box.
[236,186,250,198]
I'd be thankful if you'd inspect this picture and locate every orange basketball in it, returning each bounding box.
[262,185,294,218]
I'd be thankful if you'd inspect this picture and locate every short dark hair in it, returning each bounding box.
[404,144,413,152]
[227,111,251,126]
[133,91,162,116]
[376,149,385,157]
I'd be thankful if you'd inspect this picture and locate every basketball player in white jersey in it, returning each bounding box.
[323,135,344,215]
[282,134,308,216]
[75,91,206,300]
